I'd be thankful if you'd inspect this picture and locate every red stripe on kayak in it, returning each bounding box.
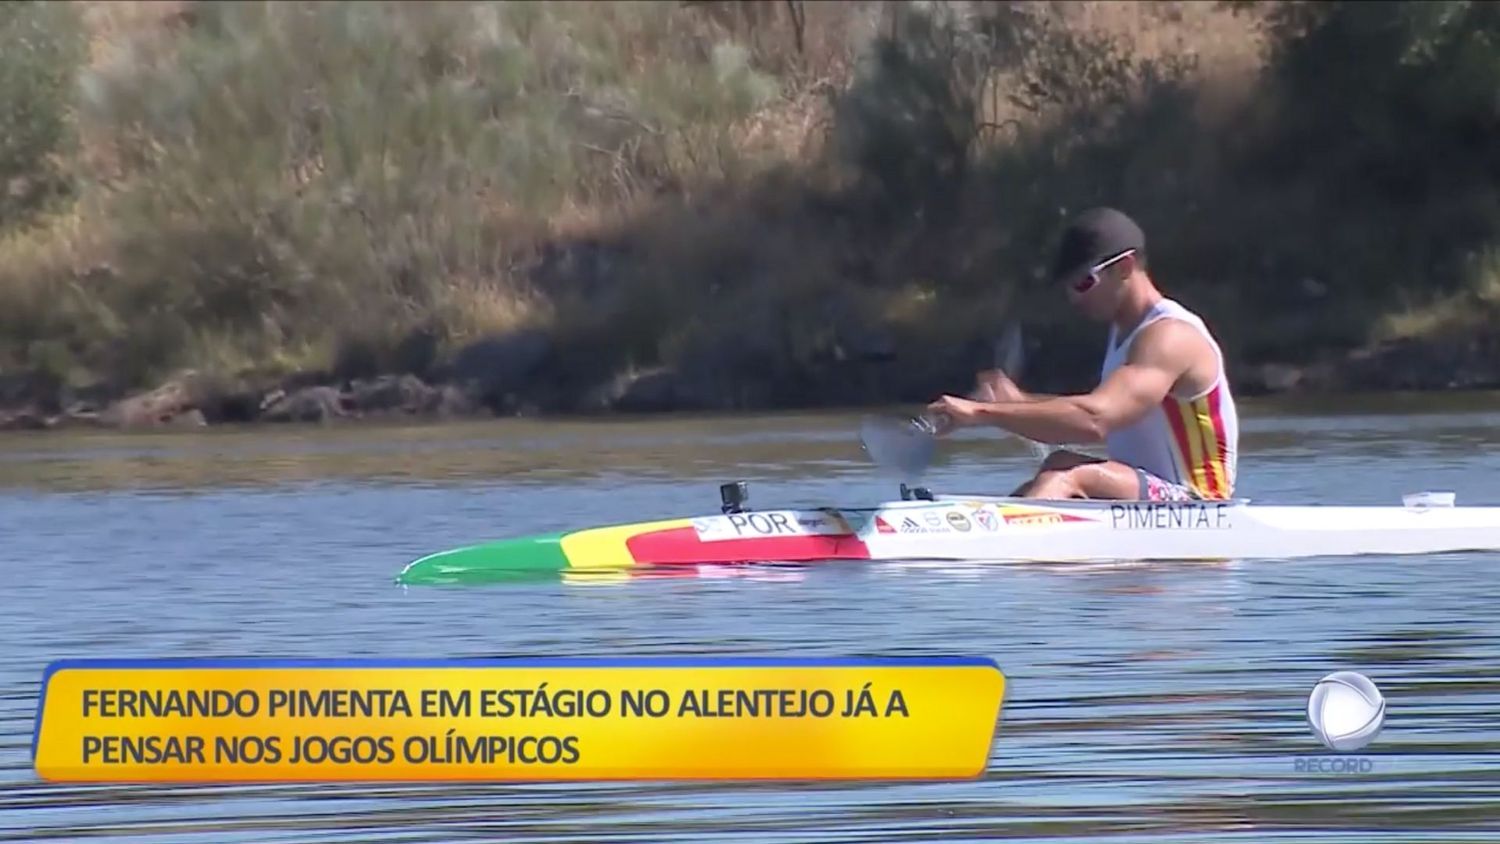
[625,527,871,566]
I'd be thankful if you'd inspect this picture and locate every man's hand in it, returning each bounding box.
[973,369,1026,402]
[926,395,984,436]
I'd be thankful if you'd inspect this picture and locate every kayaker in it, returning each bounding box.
[926,207,1239,501]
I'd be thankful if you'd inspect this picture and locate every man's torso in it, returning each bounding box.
[1101,299,1239,499]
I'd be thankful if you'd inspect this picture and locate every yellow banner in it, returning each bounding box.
[32,658,1006,781]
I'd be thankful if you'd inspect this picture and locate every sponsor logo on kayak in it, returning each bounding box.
[945,511,972,532]
[898,516,950,534]
[1109,502,1231,530]
[972,509,999,531]
[997,506,1096,526]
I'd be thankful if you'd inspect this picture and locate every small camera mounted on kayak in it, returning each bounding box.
[720,481,748,514]
[900,483,934,501]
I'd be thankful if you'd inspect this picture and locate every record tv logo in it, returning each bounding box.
[1294,671,1384,774]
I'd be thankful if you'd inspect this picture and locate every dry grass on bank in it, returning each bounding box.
[3,1,1498,409]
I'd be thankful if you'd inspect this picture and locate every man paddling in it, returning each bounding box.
[927,207,1239,501]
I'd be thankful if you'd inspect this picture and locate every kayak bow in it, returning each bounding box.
[398,513,870,585]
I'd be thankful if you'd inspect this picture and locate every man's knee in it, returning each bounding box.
[1028,466,1082,499]
[1025,459,1140,500]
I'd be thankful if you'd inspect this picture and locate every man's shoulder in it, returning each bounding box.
[1129,316,1215,365]
[1128,311,1228,397]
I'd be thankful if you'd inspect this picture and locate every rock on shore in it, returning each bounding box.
[4,327,1500,432]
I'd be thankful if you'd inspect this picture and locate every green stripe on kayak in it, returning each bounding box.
[395,531,570,585]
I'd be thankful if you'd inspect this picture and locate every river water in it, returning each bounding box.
[4,397,1500,841]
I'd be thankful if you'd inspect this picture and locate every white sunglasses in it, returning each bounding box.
[1069,249,1135,294]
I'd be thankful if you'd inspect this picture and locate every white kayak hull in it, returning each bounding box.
[397,488,1500,584]
[831,495,1500,561]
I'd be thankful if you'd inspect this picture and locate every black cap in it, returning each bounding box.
[1050,207,1146,285]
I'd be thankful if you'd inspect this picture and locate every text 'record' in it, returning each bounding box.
[33,657,1006,781]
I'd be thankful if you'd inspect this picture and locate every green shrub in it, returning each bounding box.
[829,2,992,217]
[7,0,1500,405]
[0,1,86,229]
[33,0,789,387]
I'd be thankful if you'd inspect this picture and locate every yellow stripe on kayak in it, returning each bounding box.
[559,519,693,569]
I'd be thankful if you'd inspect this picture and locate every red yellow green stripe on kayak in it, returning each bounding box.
[395,518,873,585]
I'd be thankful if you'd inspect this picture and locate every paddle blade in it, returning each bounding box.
[859,414,937,480]
[992,322,1053,461]
[997,322,1025,377]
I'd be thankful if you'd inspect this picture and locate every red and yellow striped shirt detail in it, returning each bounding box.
[1161,385,1233,499]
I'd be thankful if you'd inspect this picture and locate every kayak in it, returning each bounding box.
[394,483,1500,585]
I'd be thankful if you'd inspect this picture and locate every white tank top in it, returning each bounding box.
[1101,299,1239,498]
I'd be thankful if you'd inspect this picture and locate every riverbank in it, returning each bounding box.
[3,2,1499,432]
[5,318,1499,431]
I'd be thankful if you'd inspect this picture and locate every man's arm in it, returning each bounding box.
[972,369,1058,403]
[931,320,1200,443]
